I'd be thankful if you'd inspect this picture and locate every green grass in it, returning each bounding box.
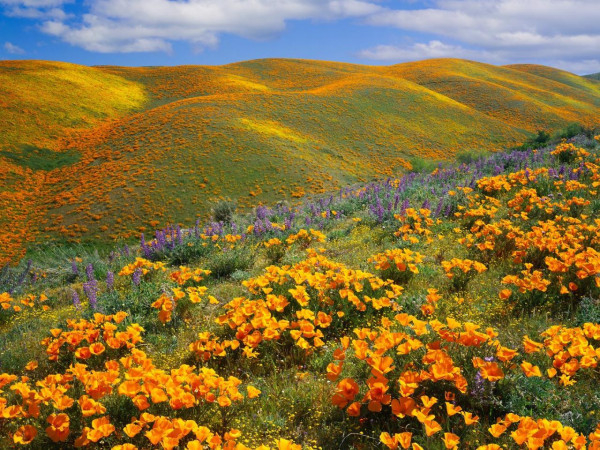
[0,145,81,171]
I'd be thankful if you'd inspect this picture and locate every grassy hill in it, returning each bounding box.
[1,58,600,264]
[1,136,600,448]
[585,72,600,81]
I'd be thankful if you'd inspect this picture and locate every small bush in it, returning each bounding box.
[158,240,211,266]
[456,149,489,165]
[408,156,438,173]
[208,248,253,279]
[552,123,585,141]
[211,199,237,223]
[576,296,600,326]
[521,130,550,150]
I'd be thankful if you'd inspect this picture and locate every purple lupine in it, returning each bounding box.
[393,194,400,210]
[472,356,496,400]
[72,290,81,310]
[132,268,142,287]
[141,233,152,258]
[71,260,79,276]
[176,225,183,245]
[83,280,98,310]
[444,204,453,217]
[434,198,444,218]
[399,199,410,216]
[85,263,95,282]
[570,168,580,180]
[106,271,114,291]
[156,229,167,251]
[370,199,385,223]
[253,219,264,236]
[256,205,269,221]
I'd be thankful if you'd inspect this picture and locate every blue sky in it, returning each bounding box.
[1,0,599,74]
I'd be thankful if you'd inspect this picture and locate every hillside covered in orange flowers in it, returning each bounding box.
[1,58,600,264]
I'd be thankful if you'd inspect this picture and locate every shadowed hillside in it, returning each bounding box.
[1,58,599,264]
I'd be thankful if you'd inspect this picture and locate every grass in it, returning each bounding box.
[0,145,81,171]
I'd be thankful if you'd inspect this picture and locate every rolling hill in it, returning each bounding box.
[1,58,600,264]
[585,72,600,81]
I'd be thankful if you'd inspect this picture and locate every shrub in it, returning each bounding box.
[211,199,237,223]
[208,248,253,279]
[456,149,489,165]
[553,123,585,141]
[408,156,438,173]
[521,130,550,150]
[161,240,211,266]
[575,296,600,326]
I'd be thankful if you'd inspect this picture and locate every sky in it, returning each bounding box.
[0,0,599,74]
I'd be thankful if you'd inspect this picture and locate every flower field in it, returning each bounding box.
[2,58,600,265]
[1,134,600,448]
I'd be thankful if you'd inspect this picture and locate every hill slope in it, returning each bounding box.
[1,58,600,264]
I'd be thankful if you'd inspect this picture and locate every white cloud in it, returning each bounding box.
[2,0,599,73]
[4,41,25,54]
[361,0,600,73]
[1,0,70,19]
[38,0,383,53]
[359,40,498,62]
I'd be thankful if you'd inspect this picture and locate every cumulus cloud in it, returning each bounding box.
[359,40,498,62]
[2,0,599,72]
[361,0,600,73]
[4,41,25,54]
[1,0,70,19]
[37,0,383,53]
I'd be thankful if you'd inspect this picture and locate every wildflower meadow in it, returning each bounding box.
[1,133,600,448]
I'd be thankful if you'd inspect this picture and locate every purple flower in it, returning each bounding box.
[83,280,98,310]
[106,271,114,291]
[85,264,95,282]
[434,199,444,218]
[132,268,142,287]
[141,233,152,258]
[72,290,81,310]
[472,356,496,400]
[71,260,79,276]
